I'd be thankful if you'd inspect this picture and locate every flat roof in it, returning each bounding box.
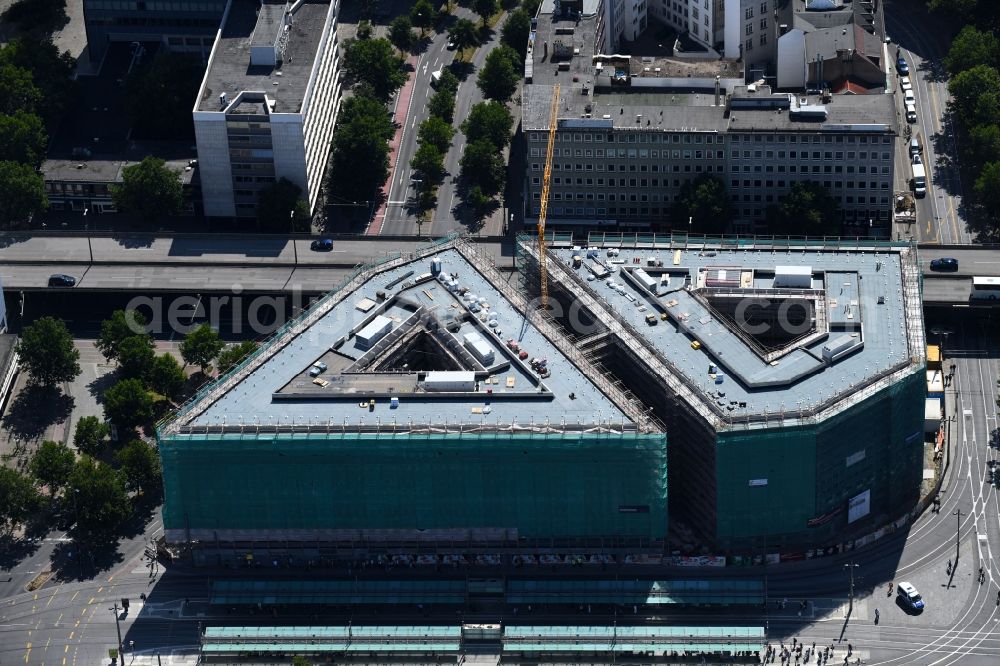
[196,0,332,113]
[163,239,642,434]
[539,238,924,429]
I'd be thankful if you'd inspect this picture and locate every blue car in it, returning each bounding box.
[310,238,333,251]
[896,57,909,75]
[929,258,958,272]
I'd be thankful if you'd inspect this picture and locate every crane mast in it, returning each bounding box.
[537,84,560,310]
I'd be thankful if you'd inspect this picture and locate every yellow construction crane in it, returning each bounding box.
[537,83,559,310]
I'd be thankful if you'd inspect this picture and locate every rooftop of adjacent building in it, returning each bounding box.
[195,0,333,114]
[523,82,897,134]
[164,239,640,434]
[539,237,924,429]
[524,0,893,134]
[42,141,198,185]
[784,0,887,61]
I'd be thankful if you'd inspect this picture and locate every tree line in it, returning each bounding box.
[933,0,1000,237]
[1,312,258,539]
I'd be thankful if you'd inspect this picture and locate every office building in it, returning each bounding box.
[523,0,896,234]
[193,0,342,218]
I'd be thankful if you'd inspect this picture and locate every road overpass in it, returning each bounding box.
[0,234,512,294]
[0,234,995,305]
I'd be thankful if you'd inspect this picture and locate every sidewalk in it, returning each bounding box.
[367,55,419,236]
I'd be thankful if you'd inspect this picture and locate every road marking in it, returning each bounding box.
[68,631,74,640]
[86,597,93,605]
[56,612,62,626]
[64,645,69,654]
[24,643,31,663]
[69,591,78,603]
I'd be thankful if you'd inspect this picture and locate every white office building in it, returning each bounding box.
[193,0,342,218]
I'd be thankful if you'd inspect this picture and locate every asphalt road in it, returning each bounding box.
[885,1,970,245]
[378,11,507,238]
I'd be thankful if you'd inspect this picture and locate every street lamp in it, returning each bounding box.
[844,562,859,615]
[953,508,963,560]
[109,603,123,658]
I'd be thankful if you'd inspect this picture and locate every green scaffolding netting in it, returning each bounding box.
[160,431,668,539]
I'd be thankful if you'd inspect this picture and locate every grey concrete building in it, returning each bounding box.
[523,0,896,235]
[82,0,227,65]
[192,0,343,219]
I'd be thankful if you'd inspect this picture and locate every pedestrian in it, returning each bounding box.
[848,643,852,656]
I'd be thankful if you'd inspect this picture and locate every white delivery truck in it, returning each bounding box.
[911,162,926,197]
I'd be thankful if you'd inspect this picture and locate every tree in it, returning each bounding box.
[256,177,310,232]
[115,440,162,496]
[968,124,1000,171]
[328,94,395,205]
[65,457,130,538]
[447,18,480,53]
[460,139,506,195]
[291,657,313,666]
[945,25,1000,75]
[0,63,41,115]
[116,335,156,381]
[180,323,223,374]
[123,52,202,140]
[29,440,75,495]
[521,0,542,17]
[764,181,841,236]
[110,156,183,222]
[949,65,1000,128]
[0,160,46,228]
[73,416,110,457]
[418,116,455,154]
[0,467,41,536]
[477,45,521,103]
[462,101,513,149]
[147,354,186,400]
[428,89,456,123]
[928,0,977,23]
[16,316,80,387]
[411,142,446,183]
[974,161,1000,226]
[409,0,435,36]
[217,340,259,374]
[342,38,407,101]
[0,37,78,126]
[388,16,414,55]
[467,185,492,218]
[670,175,734,235]
[96,310,149,363]
[103,378,154,432]
[435,68,459,96]
[471,0,499,27]
[0,110,47,166]
[501,8,532,58]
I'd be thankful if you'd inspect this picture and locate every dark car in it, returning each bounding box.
[310,238,333,251]
[446,37,458,50]
[929,258,958,272]
[896,57,909,75]
[48,274,76,287]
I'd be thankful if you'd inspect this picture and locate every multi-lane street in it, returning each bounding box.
[885,0,970,245]
[375,10,508,237]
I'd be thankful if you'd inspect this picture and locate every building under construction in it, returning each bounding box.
[158,233,925,553]
[518,232,925,550]
[158,235,668,552]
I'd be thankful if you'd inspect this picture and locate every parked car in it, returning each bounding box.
[897,582,924,611]
[309,361,328,377]
[47,274,76,287]
[929,258,959,272]
[446,37,457,50]
[310,238,333,251]
[904,89,915,105]
[912,153,922,165]
[900,76,912,92]
[906,104,917,123]
[896,56,909,75]
[909,136,922,156]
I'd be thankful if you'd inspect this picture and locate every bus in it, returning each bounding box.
[971,276,1000,300]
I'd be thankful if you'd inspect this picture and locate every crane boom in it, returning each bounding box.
[537,84,559,310]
